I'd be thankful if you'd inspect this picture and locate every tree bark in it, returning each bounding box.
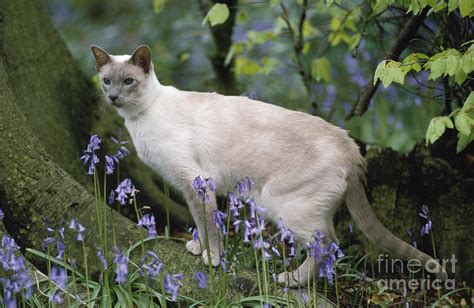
[0,0,192,225]
[0,0,254,301]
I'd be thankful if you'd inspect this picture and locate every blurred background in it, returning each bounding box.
[45,0,443,153]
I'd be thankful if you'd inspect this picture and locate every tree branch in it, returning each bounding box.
[280,0,319,113]
[347,10,427,119]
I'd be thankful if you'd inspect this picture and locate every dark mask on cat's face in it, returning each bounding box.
[91,45,152,109]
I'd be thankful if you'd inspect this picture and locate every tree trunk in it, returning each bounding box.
[0,0,192,225]
[0,0,254,301]
[336,143,474,285]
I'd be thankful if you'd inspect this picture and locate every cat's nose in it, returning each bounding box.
[109,95,119,102]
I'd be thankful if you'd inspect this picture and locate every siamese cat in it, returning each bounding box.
[91,45,446,286]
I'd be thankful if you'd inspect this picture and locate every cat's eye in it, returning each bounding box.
[102,78,111,85]
[124,78,134,85]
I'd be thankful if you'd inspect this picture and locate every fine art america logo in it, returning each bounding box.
[376,254,457,291]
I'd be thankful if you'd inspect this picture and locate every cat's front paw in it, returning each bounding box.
[185,240,202,255]
[202,249,220,267]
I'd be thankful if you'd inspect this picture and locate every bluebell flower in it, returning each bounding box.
[213,210,227,235]
[80,135,101,175]
[111,128,130,161]
[49,266,67,304]
[105,155,115,175]
[0,208,4,220]
[233,220,241,233]
[0,236,32,307]
[420,220,432,236]
[419,204,429,219]
[194,271,207,289]
[108,190,116,205]
[97,249,107,269]
[235,176,254,196]
[115,178,136,205]
[137,214,157,238]
[140,251,163,280]
[56,241,65,260]
[192,176,215,203]
[349,223,353,234]
[112,247,129,285]
[76,223,85,242]
[189,227,199,242]
[164,273,184,302]
[307,230,344,284]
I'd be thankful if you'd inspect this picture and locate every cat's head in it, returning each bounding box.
[91,45,156,115]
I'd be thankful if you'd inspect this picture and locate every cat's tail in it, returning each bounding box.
[344,166,447,280]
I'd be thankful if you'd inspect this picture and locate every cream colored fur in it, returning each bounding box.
[92,45,446,286]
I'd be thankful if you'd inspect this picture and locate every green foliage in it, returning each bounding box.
[374,60,405,87]
[425,92,474,152]
[425,116,454,145]
[153,0,166,13]
[311,57,331,82]
[202,3,230,27]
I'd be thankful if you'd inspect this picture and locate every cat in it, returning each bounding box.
[91,45,447,286]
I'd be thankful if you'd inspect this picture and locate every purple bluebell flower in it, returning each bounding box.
[421,220,432,236]
[41,236,56,251]
[307,230,344,284]
[97,249,107,269]
[140,251,163,280]
[164,273,184,301]
[56,241,65,260]
[233,220,241,233]
[189,227,199,242]
[105,155,115,175]
[235,176,254,196]
[80,135,101,175]
[49,266,67,304]
[137,214,157,238]
[76,223,85,242]
[228,191,243,217]
[68,219,76,230]
[115,178,136,205]
[50,266,67,289]
[113,247,129,285]
[213,210,227,235]
[349,223,353,234]
[220,252,228,272]
[111,128,130,161]
[0,208,4,220]
[192,176,216,203]
[108,190,115,205]
[419,204,429,219]
[194,271,207,289]
[59,227,65,240]
[300,292,308,304]
[1,236,32,306]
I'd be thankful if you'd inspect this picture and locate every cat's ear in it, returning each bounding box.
[129,45,152,74]
[90,45,111,71]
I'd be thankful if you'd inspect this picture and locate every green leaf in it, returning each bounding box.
[234,57,262,75]
[349,33,362,51]
[428,58,446,80]
[202,3,230,27]
[426,116,454,145]
[311,57,331,82]
[445,55,460,76]
[455,112,473,135]
[455,69,468,85]
[462,92,474,112]
[459,0,473,16]
[153,0,166,13]
[374,60,387,85]
[448,0,459,13]
[457,130,474,152]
